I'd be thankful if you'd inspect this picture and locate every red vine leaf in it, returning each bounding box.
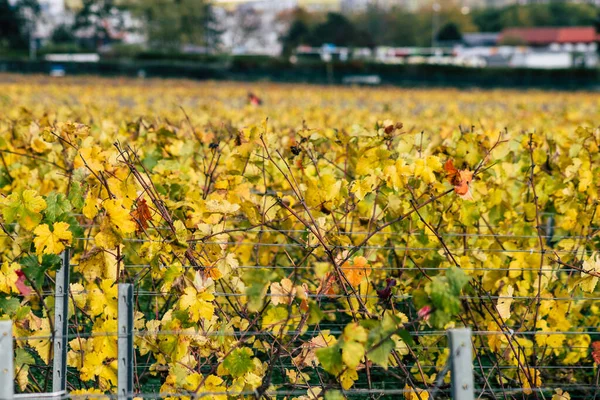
[130,198,152,234]
[444,159,474,200]
[592,341,600,365]
[15,270,32,296]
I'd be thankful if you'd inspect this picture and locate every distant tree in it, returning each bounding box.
[279,7,318,55]
[0,0,39,50]
[472,3,599,32]
[0,0,23,49]
[228,8,263,50]
[399,6,475,47]
[436,22,462,43]
[471,8,503,32]
[281,19,312,55]
[310,12,372,47]
[72,0,124,50]
[353,6,422,47]
[126,0,220,51]
[51,24,76,44]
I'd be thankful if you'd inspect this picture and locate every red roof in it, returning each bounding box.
[499,27,598,45]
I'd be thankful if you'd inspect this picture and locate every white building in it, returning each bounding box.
[213,1,293,55]
[8,0,71,41]
[341,0,419,13]
[213,0,342,11]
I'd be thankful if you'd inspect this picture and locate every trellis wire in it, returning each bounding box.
[2,225,598,399]
[11,329,600,342]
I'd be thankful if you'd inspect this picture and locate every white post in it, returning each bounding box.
[0,320,14,399]
[52,250,70,393]
[448,328,474,400]
[118,284,134,400]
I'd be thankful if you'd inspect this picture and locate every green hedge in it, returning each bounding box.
[0,57,599,89]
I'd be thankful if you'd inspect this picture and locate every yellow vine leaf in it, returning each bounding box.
[580,253,600,293]
[81,350,118,389]
[414,156,442,184]
[520,367,542,395]
[70,283,86,309]
[94,221,121,250]
[179,287,215,322]
[74,145,107,173]
[552,389,570,400]
[270,278,296,306]
[76,247,117,283]
[87,279,118,318]
[103,199,136,235]
[404,384,430,400]
[83,196,101,220]
[202,375,227,400]
[0,261,20,294]
[496,284,514,320]
[31,136,51,154]
[16,364,29,391]
[205,199,240,215]
[70,389,109,400]
[340,368,359,390]
[33,222,72,255]
[27,318,52,364]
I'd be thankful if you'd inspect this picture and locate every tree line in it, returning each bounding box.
[0,0,218,54]
[281,2,600,53]
[1,0,599,56]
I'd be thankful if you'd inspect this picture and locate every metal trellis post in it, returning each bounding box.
[52,249,70,393]
[0,320,13,400]
[118,284,134,400]
[448,328,474,400]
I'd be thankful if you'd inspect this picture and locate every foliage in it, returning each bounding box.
[471,3,600,32]
[436,22,462,43]
[0,0,39,51]
[282,11,373,51]
[125,0,220,51]
[284,3,599,49]
[0,76,598,399]
[281,19,312,56]
[71,0,124,51]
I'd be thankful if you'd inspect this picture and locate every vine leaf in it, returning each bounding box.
[104,199,136,235]
[1,189,46,230]
[496,284,514,320]
[341,256,371,287]
[223,348,254,378]
[15,270,31,296]
[33,222,73,256]
[592,342,600,365]
[444,159,474,200]
[44,192,72,223]
[130,198,152,234]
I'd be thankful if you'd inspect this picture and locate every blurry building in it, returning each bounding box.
[341,0,418,12]
[462,32,500,47]
[498,26,599,51]
[213,0,342,11]
[494,0,600,5]
[298,0,342,11]
[29,0,72,42]
[214,1,294,55]
[29,0,144,47]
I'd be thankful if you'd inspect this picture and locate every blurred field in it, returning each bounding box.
[0,74,598,133]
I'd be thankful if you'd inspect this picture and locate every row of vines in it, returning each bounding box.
[0,76,599,399]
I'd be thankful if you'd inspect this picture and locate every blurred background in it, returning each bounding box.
[2,0,600,87]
